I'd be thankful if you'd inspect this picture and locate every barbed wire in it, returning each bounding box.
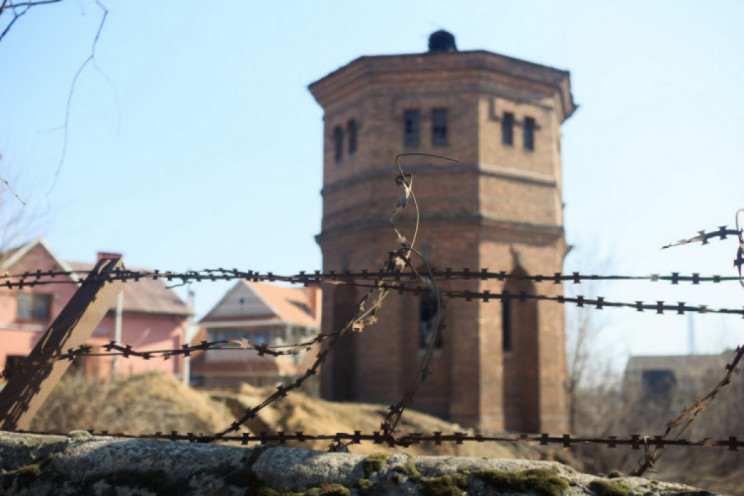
[337,280,744,317]
[3,270,742,381]
[3,283,744,380]
[9,427,744,451]
[0,337,321,381]
[1,267,742,290]
[661,225,742,249]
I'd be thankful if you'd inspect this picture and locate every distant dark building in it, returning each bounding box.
[624,351,734,405]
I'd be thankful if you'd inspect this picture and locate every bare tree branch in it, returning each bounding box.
[0,5,30,42]
[0,176,26,206]
[48,0,109,195]
[0,0,62,14]
[0,0,61,42]
[1,0,61,11]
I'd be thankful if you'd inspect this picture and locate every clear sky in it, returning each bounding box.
[1,1,742,372]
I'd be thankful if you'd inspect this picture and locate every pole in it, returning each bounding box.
[182,287,196,386]
[111,291,123,375]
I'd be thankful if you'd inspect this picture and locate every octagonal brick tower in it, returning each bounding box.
[309,31,577,432]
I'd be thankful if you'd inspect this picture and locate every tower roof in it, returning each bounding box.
[428,30,457,52]
[309,44,577,122]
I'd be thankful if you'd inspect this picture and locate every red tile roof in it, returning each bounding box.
[67,261,191,317]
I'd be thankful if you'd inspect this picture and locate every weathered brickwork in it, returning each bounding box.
[310,32,577,433]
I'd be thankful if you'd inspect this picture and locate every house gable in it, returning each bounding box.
[200,281,280,324]
[1,238,80,284]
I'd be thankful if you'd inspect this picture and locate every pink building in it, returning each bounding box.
[190,281,321,391]
[0,238,192,378]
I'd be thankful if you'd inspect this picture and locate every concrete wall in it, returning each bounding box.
[0,432,709,495]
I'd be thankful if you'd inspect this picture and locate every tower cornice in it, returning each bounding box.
[309,50,577,122]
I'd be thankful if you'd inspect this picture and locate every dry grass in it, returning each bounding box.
[213,383,577,463]
[31,370,229,435]
[30,371,576,466]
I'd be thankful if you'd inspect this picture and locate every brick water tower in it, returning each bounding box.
[309,31,576,432]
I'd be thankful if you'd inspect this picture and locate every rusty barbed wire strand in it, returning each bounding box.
[0,274,744,315]
[0,336,324,381]
[9,427,744,452]
[3,284,743,381]
[661,225,742,250]
[334,280,744,317]
[2,220,741,287]
[2,267,743,290]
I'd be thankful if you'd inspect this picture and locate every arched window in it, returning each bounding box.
[432,108,448,145]
[501,112,514,146]
[502,290,512,352]
[331,283,359,400]
[404,110,420,146]
[346,119,357,155]
[502,268,540,432]
[419,291,441,349]
[523,116,535,151]
[333,126,344,163]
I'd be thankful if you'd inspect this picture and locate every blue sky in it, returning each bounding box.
[1,1,742,371]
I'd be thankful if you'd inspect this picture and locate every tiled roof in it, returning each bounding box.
[1,238,80,282]
[249,282,320,328]
[67,261,191,317]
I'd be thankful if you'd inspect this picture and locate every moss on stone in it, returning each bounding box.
[246,482,351,496]
[67,430,92,441]
[402,454,421,482]
[606,470,624,479]
[362,453,389,478]
[248,486,289,496]
[420,472,469,496]
[589,479,633,496]
[0,451,58,491]
[356,478,373,495]
[305,483,351,496]
[472,467,568,496]
[5,463,43,478]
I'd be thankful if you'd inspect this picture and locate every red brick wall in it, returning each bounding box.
[313,49,571,432]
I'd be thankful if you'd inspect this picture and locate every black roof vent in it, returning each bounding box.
[428,30,457,53]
